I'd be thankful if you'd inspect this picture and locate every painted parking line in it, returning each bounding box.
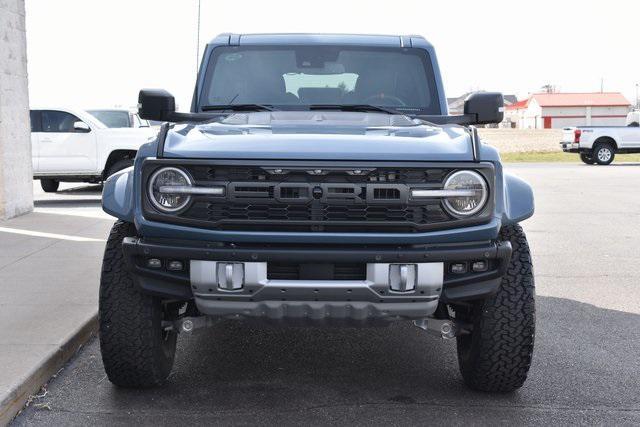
[0,226,106,242]
[34,207,113,220]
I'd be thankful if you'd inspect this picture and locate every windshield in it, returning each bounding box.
[88,110,132,128]
[200,45,441,114]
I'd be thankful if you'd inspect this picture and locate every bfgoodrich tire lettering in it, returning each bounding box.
[455,224,535,392]
[99,220,177,388]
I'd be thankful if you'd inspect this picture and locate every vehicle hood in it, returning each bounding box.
[99,127,159,138]
[162,111,473,161]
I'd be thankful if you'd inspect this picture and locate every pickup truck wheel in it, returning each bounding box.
[99,220,177,388]
[455,224,535,392]
[579,153,595,165]
[106,158,134,179]
[593,142,615,165]
[40,179,59,193]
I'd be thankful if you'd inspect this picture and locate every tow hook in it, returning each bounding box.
[413,318,460,339]
[163,316,216,334]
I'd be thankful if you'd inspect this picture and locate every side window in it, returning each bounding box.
[29,110,42,132]
[41,110,86,133]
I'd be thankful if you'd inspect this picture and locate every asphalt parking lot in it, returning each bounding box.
[13,163,640,425]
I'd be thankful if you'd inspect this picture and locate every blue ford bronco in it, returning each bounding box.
[99,34,535,392]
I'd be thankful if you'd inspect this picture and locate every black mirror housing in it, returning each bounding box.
[464,92,504,125]
[138,89,176,121]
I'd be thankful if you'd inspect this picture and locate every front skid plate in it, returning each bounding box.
[191,260,443,321]
[194,299,439,322]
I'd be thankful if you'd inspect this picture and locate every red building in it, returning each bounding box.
[504,92,631,129]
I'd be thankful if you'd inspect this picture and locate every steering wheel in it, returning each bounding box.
[363,93,407,107]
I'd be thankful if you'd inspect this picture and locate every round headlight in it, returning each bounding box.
[442,170,488,217]
[148,167,192,212]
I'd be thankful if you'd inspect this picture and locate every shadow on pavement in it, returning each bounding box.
[13,296,640,425]
[55,185,103,194]
[34,199,102,207]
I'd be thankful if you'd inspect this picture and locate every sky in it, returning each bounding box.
[25,0,640,110]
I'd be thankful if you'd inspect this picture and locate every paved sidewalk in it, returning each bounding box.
[0,183,112,424]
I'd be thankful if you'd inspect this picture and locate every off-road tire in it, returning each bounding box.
[593,142,615,165]
[40,179,59,193]
[99,220,177,388]
[106,158,134,179]
[456,224,535,392]
[579,153,595,165]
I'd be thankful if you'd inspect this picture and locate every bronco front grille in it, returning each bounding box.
[142,162,494,233]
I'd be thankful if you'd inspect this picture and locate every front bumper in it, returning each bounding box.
[122,238,511,322]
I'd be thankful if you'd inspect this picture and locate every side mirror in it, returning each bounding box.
[138,89,176,121]
[73,121,90,132]
[464,92,504,125]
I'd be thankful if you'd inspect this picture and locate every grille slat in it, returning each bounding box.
[196,203,448,226]
[189,166,448,184]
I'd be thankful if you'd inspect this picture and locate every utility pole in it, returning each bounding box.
[636,83,639,110]
[600,77,604,93]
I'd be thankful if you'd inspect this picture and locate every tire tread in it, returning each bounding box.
[99,220,175,388]
[457,224,535,392]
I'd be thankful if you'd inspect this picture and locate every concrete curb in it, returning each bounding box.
[0,313,98,426]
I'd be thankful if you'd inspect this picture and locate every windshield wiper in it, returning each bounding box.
[308,104,399,114]
[201,104,275,112]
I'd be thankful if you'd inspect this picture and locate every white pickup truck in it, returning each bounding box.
[87,109,150,129]
[561,112,640,165]
[30,108,158,192]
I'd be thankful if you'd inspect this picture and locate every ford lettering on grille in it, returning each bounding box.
[142,164,493,233]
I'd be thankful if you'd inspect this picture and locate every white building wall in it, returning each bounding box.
[521,99,542,129]
[502,109,519,128]
[590,106,629,116]
[540,106,586,116]
[590,106,628,126]
[550,117,588,128]
[540,105,629,128]
[509,99,630,129]
[0,0,33,219]
[590,116,627,126]
[541,106,585,129]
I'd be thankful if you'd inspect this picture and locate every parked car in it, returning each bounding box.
[30,108,158,192]
[87,109,151,129]
[99,34,536,393]
[561,112,640,165]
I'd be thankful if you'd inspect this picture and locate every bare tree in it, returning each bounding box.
[540,84,556,93]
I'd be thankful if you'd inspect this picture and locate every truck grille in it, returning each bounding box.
[143,163,493,233]
[183,202,449,232]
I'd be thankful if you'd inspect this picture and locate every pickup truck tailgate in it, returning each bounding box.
[561,127,577,143]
